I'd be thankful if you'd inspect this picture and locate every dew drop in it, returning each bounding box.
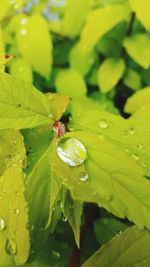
[98,119,108,129]
[57,138,87,167]
[132,153,139,161]
[0,218,6,231]
[98,134,104,140]
[62,216,67,222]
[79,171,89,182]
[16,104,21,109]
[14,208,20,215]
[5,239,17,255]
[128,127,135,135]
[48,113,54,119]
[137,144,144,150]
[51,250,61,258]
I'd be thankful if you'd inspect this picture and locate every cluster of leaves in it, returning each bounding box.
[0,0,150,266]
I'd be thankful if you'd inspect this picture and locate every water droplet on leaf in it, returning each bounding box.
[16,104,21,109]
[57,138,87,167]
[5,239,17,255]
[14,208,20,215]
[79,171,89,182]
[132,153,139,161]
[0,218,6,231]
[98,120,108,129]
[62,216,67,222]
[128,127,135,135]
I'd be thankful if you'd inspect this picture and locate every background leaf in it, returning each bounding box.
[16,14,53,79]
[82,226,150,267]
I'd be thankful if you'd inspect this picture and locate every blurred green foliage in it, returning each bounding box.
[0,0,150,266]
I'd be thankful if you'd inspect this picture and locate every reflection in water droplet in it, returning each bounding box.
[57,138,87,167]
[79,172,88,182]
[98,120,108,129]
[5,239,17,255]
[132,153,139,161]
[0,218,6,231]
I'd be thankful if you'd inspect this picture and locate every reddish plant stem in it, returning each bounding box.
[69,205,98,267]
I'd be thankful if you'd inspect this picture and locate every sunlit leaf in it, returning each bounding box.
[129,0,150,30]
[79,4,130,52]
[16,14,53,79]
[97,57,125,92]
[124,33,150,69]
[82,226,150,267]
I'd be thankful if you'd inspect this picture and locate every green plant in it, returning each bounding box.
[0,0,150,267]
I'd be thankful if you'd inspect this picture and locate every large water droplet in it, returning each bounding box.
[79,171,89,182]
[57,138,87,167]
[5,239,17,255]
[98,120,108,129]
[0,218,6,231]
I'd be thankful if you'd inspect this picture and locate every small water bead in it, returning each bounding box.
[128,127,135,135]
[14,208,20,215]
[16,104,21,109]
[132,153,139,161]
[0,218,6,231]
[79,172,89,182]
[137,144,144,150]
[48,113,54,119]
[57,138,87,167]
[62,216,67,222]
[98,120,108,129]
[51,250,61,258]
[5,239,17,256]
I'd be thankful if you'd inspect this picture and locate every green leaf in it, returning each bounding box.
[97,58,125,93]
[0,130,30,266]
[79,4,130,52]
[70,110,150,176]
[0,0,10,21]
[123,68,142,91]
[24,125,62,252]
[55,69,87,98]
[0,73,69,130]
[16,14,53,79]
[62,191,83,247]
[125,87,150,115]
[62,0,91,38]
[9,58,33,83]
[69,43,96,76]
[50,130,150,230]
[124,34,150,69]
[94,217,127,245]
[82,226,150,267]
[129,0,150,30]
